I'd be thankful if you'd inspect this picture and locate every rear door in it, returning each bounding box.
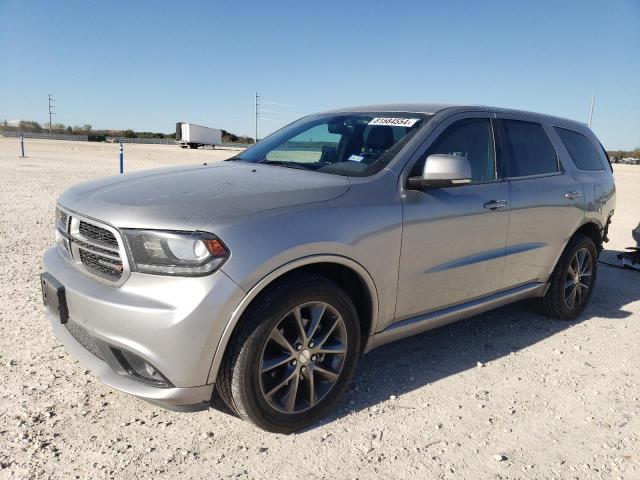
[495,114,585,288]
[393,113,510,324]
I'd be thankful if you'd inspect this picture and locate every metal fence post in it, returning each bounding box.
[119,142,123,174]
[19,135,25,158]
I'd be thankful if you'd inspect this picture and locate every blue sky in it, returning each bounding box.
[1,0,639,149]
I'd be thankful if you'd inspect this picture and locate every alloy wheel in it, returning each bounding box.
[258,302,348,414]
[564,247,593,310]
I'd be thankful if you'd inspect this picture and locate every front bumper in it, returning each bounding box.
[47,311,214,410]
[42,247,246,409]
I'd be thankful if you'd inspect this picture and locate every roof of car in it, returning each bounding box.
[321,103,588,129]
[322,103,460,114]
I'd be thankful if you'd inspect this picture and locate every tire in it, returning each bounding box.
[216,273,361,433]
[540,234,598,320]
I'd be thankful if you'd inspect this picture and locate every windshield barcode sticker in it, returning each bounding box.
[368,117,419,127]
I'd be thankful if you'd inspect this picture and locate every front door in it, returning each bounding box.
[394,114,510,324]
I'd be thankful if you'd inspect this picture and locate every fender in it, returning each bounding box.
[206,254,379,384]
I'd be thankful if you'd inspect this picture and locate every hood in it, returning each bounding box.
[58,161,351,230]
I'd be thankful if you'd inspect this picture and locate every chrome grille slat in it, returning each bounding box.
[79,221,118,247]
[72,234,120,254]
[79,249,123,279]
[75,243,121,261]
[55,206,129,285]
[57,229,120,257]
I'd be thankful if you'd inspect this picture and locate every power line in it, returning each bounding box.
[262,99,327,111]
[48,94,55,134]
[254,95,326,138]
[262,101,299,107]
[260,109,301,116]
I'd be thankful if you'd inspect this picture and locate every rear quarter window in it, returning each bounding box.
[554,127,604,171]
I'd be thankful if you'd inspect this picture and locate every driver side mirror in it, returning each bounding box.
[408,154,472,189]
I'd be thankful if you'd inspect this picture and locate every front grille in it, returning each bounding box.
[65,319,104,360]
[79,249,123,280]
[74,238,118,257]
[79,221,118,247]
[55,207,127,284]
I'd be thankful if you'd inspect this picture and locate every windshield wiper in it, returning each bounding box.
[259,160,315,170]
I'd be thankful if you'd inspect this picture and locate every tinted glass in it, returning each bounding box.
[554,127,604,171]
[266,124,342,163]
[500,120,558,177]
[234,113,429,177]
[419,118,495,182]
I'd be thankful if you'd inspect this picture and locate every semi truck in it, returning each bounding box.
[176,122,222,149]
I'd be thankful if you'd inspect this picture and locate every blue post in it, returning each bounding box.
[19,135,25,158]
[119,142,123,174]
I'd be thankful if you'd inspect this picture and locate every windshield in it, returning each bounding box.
[231,113,431,177]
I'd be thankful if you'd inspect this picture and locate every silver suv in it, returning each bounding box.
[41,104,616,432]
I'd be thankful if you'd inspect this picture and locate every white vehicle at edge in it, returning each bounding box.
[176,122,222,149]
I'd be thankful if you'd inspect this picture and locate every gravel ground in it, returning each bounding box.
[1,137,639,480]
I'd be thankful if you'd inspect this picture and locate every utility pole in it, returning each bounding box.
[588,92,595,128]
[48,94,55,134]
[254,91,259,143]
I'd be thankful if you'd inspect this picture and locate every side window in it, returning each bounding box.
[499,120,558,177]
[554,127,604,171]
[418,118,496,182]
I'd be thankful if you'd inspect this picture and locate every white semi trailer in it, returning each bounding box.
[176,122,222,149]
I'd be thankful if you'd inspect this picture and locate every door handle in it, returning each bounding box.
[564,191,583,200]
[483,199,508,210]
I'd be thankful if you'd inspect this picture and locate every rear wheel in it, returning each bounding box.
[217,273,360,433]
[540,234,597,320]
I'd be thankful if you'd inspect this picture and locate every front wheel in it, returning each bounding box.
[540,234,598,320]
[216,273,361,433]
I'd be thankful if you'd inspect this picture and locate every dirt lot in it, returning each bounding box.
[1,137,639,479]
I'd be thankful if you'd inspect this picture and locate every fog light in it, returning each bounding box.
[111,348,171,387]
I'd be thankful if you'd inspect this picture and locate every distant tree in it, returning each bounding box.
[221,129,252,144]
[3,118,249,144]
[608,148,640,159]
[222,129,238,143]
[19,121,43,132]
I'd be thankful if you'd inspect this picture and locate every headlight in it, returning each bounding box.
[122,230,229,276]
